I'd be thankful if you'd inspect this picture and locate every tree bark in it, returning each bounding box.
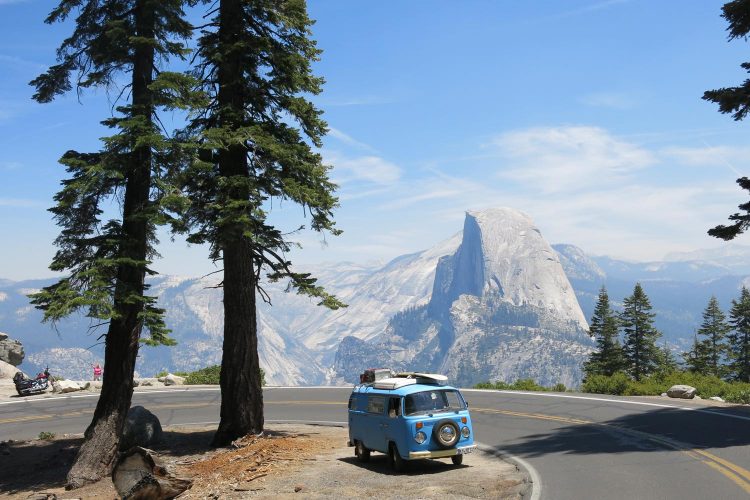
[211,0,264,447]
[67,0,155,488]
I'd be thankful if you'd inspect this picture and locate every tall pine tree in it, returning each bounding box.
[583,286,626,377]
[28,0,199,487]
[704,1,750,239]
[729,286,750,381]
[684,334,710,374]
[177,0,343,446]
[686,296,730,377]
[620,283,661,381]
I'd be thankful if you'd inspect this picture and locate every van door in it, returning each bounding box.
[384,396,405,453]
[364,395,387,453]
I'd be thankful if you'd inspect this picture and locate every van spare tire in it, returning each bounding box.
[432,419,460,449]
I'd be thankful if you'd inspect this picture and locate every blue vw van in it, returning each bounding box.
[348,372,476,471]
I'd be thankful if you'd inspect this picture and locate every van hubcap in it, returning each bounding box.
[439,425,455,443]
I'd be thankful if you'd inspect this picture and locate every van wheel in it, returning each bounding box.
[451,454,463,465]
[355,441,370,462]
[388,443,405,472]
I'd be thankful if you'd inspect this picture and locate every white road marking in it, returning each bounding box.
[462,389,750,423]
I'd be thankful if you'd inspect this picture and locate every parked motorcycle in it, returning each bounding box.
[13,367,51,396]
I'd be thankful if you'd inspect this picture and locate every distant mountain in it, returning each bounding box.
[332,208,593,387]
[4,212,750,386]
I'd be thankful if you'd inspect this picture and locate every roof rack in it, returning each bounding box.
[369,372,448,390]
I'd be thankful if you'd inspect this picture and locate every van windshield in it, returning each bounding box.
[404,389,466,416]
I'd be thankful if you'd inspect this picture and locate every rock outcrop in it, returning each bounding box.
[0,332,24,366]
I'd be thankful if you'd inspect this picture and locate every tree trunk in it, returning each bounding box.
[211,0,264,447]
[67,0,155,488]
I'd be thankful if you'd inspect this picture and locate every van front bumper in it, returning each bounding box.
[408,445,476,459]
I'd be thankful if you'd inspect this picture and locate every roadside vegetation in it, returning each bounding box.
[581,283,750,404]
[154,366,265,386]
[474,379,567,392]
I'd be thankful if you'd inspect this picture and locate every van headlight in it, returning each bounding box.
[415,431,427,444]
[461,426,470,438]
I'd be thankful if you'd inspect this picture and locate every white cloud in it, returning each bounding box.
[326,127,376,152]
[661,145,750,177]
[326,151,402,186]
[490,125,656,193]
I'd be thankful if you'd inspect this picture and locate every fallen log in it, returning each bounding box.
[112,447,192,499]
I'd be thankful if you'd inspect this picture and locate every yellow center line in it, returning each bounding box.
[473,406,750,494]
[0,414,54,425]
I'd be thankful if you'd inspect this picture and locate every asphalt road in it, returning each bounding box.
[2,387,750,499]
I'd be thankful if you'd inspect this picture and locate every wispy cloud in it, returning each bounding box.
[0,198,42,208]
[580,91,636,110]
[325,151,402,186]
[321,96,395,107]
[661,144,750,177]
[558,0,630,17]
[489,125,655,193]
[327,127,376,152]
[0,54,45,71]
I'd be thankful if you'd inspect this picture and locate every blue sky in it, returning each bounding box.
[2,0,750,280]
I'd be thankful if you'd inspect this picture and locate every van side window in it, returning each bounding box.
[348,394,355,410]
[388,397,401,418]
[367,395,385,414]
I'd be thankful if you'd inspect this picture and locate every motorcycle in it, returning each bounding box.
[13,367,51,396]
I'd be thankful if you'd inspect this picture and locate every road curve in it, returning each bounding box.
[2,387,750,500]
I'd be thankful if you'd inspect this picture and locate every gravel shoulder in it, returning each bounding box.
[0,424,529,499]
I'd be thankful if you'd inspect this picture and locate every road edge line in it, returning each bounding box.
[477,441,541,500]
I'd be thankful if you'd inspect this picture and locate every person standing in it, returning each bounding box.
[93,363,102,382]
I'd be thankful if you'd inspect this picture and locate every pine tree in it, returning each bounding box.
[704,1,750,239]
[657,341,678,374]
[28,0,200,487]
[583,287,626,377]
[177,0,343,446]
[620,283,661,381]
[728,286,750,381]
[688,296,730,377]
[683,334,710,374]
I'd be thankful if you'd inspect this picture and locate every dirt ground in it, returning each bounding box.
[0,424,529,499]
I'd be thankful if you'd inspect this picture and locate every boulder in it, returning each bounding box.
[120,406,163,451]
[0,359,24,380]
[163,373,185,386]
[83,381,103,391]
[709,396,724,402]
[666,385,697,399]
[0,332,24,366]
[136,378,162,387]
[52,380,83,393]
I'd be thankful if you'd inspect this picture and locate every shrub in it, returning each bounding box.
[183,365,221,385]
[474,381,495,389]
[582,372,630,395]
[510,379,546,391]
[724,385,750,404]
[38,431,55,441]
[552,383,567,392]
[181,365,266,386]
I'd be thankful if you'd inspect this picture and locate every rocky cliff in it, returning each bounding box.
[0,332,24,366]
[332,208,594,387]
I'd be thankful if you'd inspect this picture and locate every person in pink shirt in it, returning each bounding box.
[93,363,103,381]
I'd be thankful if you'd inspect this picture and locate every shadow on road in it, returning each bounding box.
[338,454,468,475]
[488,405,750,459]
